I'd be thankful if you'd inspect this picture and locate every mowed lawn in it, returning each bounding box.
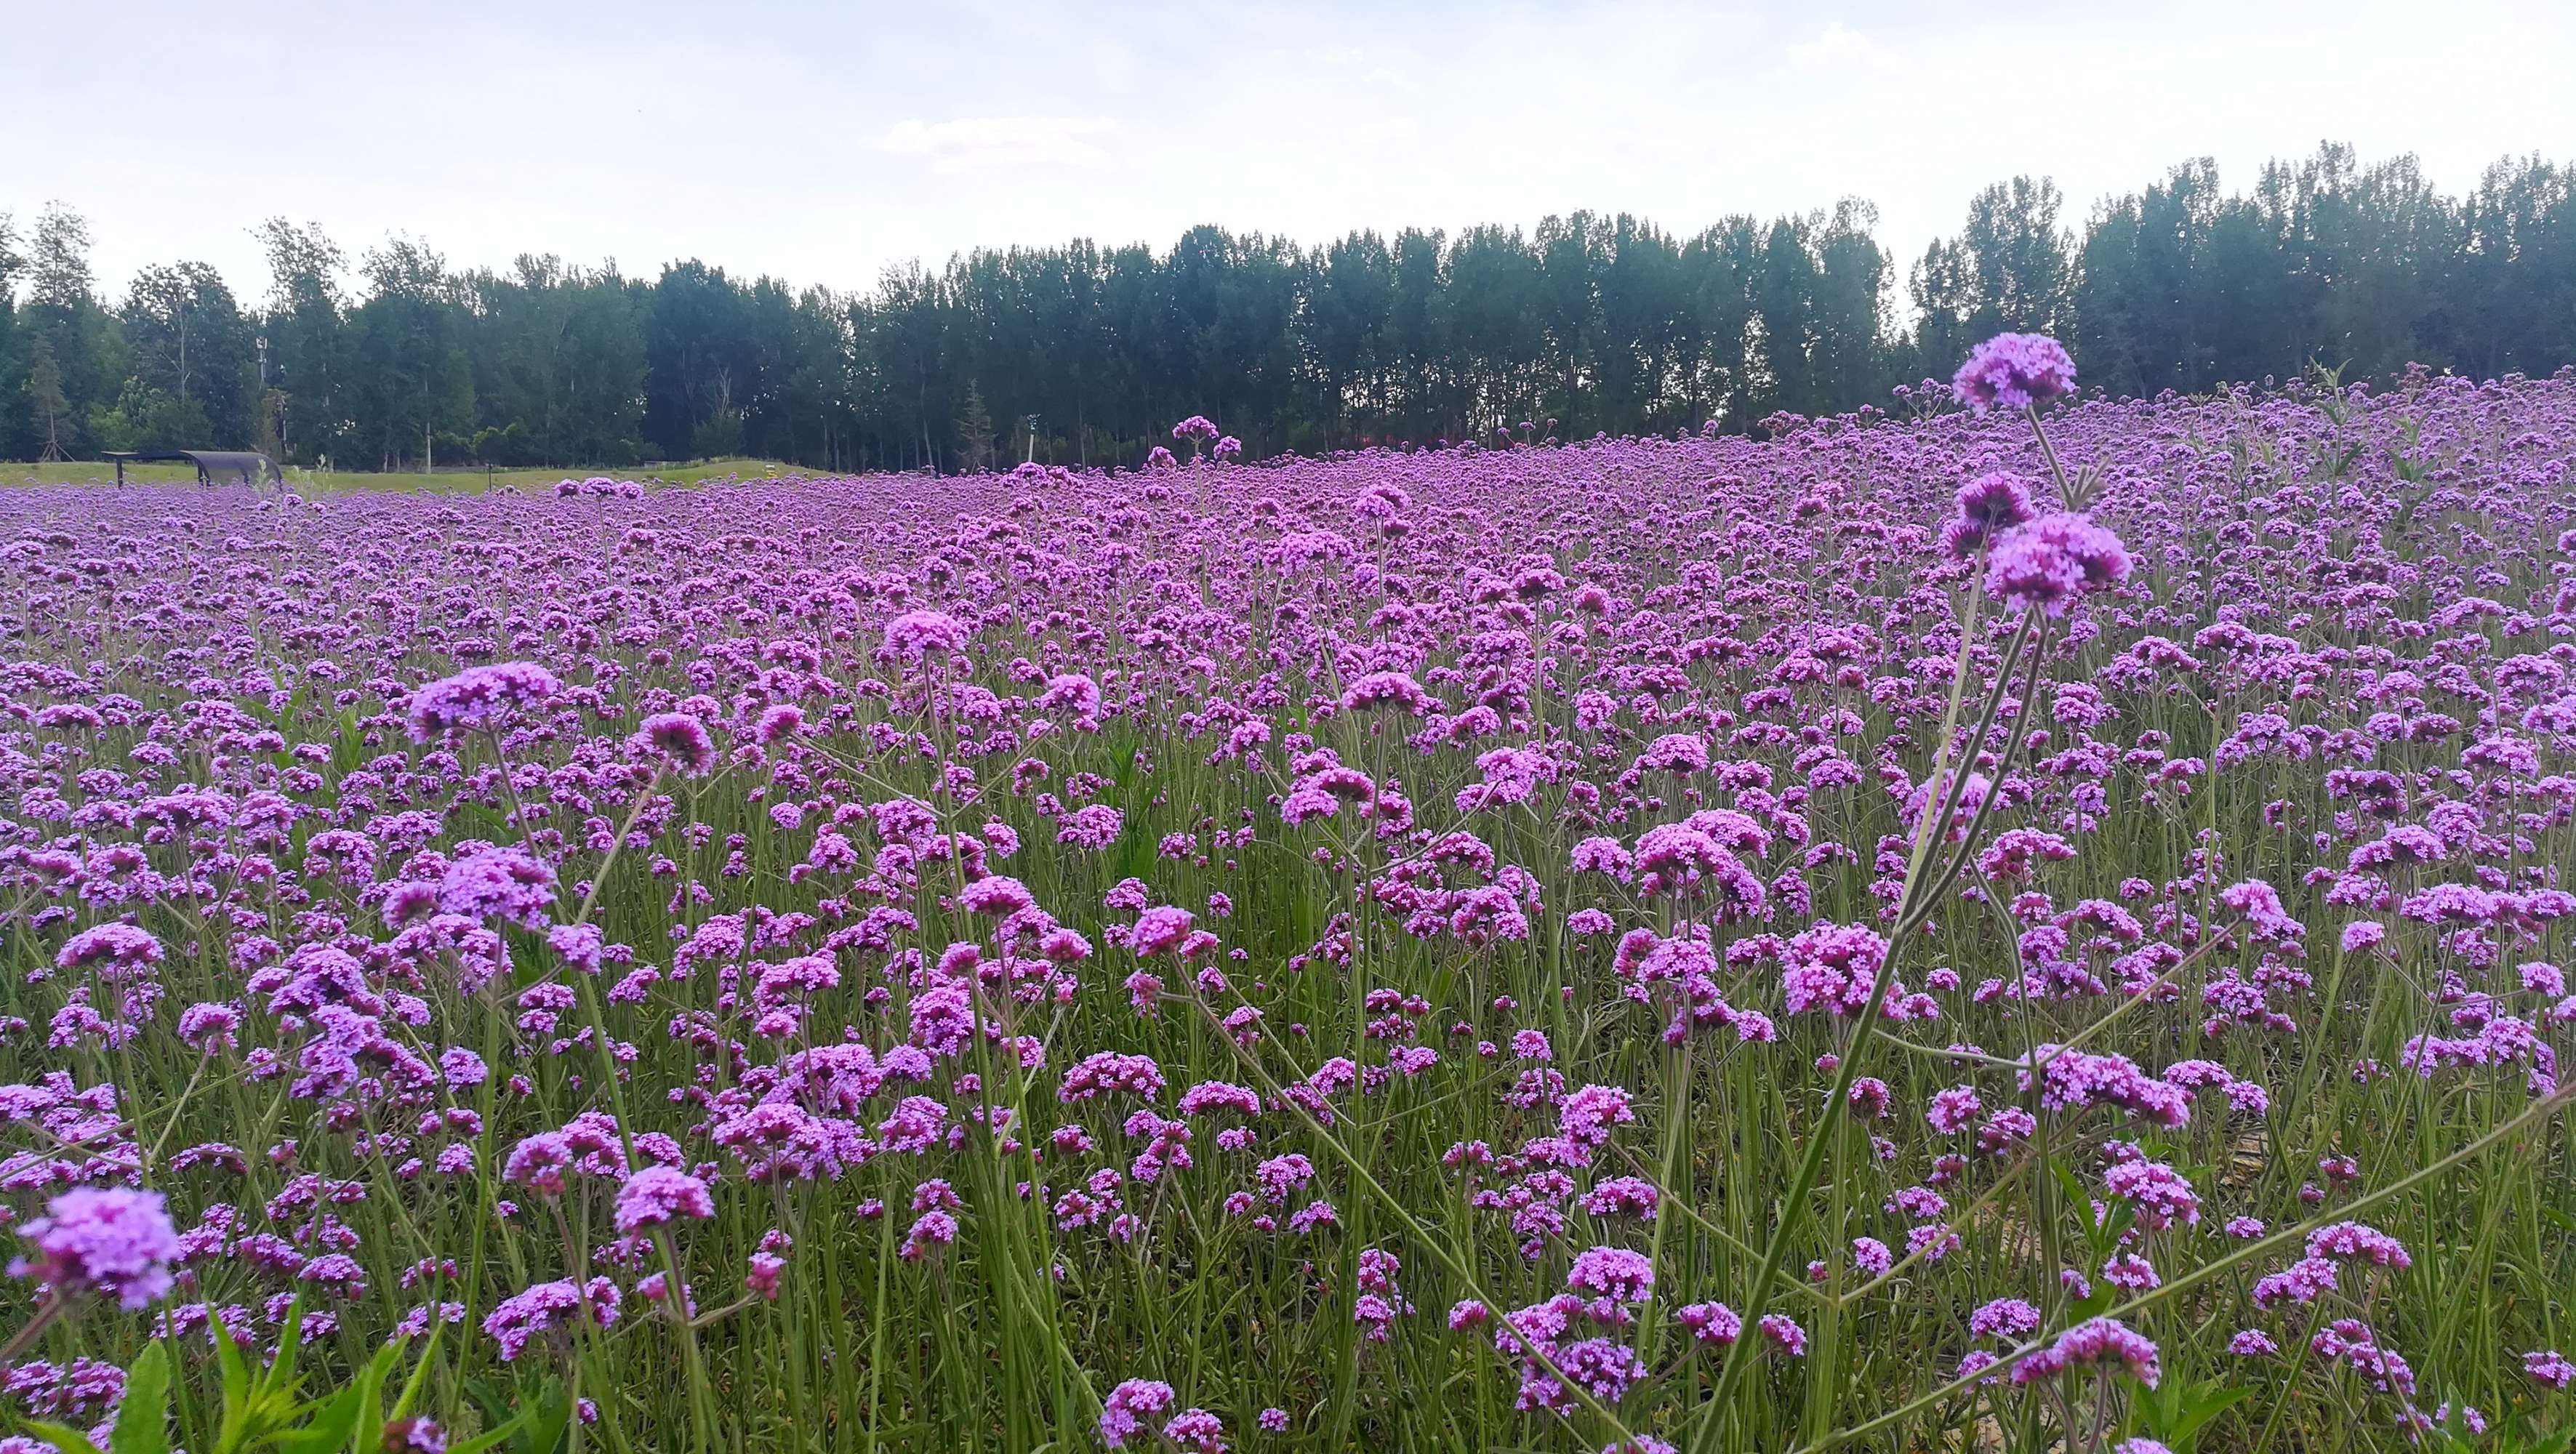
[2,457,811,494]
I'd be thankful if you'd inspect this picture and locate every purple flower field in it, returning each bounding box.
[3,345,2575,1452]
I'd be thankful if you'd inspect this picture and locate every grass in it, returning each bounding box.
[0,457,812,494]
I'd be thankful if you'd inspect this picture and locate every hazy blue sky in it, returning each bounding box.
[19,0,2576,305]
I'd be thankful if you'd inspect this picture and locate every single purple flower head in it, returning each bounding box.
[959,875,1036,919]
[1984,512,2131,615]
[9,1186,182,1310]
[483,1276,621,1360]
[1943,470,2042,558]
[614,1166,715,1235]
[54,924,165,979]
[883,609,970,662]
[1099,1378,1177,1449]
[385,1417,447,1454]
[631,712,718,775]
[1952,333,2077,412]
[437,847,559,931]
[405,662,561,743]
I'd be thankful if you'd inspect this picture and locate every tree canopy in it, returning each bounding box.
[5,144,2571,472]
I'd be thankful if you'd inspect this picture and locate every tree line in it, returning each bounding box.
[2,142,2570,474]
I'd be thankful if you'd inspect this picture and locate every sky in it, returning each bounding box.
[15,0,2576,310]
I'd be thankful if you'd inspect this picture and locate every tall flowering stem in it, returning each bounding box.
[514,748,718,1452]
[1802,1080,2576,1453]
[1693,603,2052,1450]
[0,1295,65,1366]
[1191,994,1648,1449]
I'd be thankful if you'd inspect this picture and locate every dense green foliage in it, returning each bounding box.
[2,144,2570,473]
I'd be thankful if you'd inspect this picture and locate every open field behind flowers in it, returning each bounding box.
[4,344,2576,1454]
[4,459,808,498]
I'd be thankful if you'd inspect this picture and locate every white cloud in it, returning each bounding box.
[1783,20,1887,71]
[1088,39,1141,95]
[878,116,1118,172]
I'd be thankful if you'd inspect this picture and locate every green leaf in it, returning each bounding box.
[266,1301,308,1401]
[388,1326,443,1423]
[2132,1374,2254,1452]
[350,1338,405,1454]
[212,1320,257,1453]
[445,1414,531,1454]
[2099,1198,2138,1250]
[270,1359,374,1454]
[19,1419,108,1454]
[518,1381,572,1454]
[268,1403,361,1454]
[107,1343,171,1454]
[462,1379,515,1439]
[2048,1158,2096,1234]
[452,1379,567,1454]
[2167,1385,2253,1447]
[212,1321,251,1413]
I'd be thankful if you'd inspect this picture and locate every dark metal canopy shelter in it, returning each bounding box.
[101,450,281,486]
